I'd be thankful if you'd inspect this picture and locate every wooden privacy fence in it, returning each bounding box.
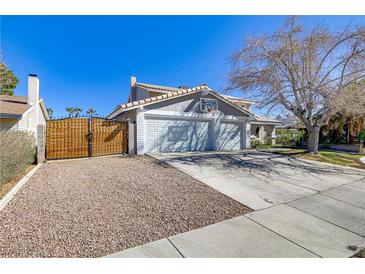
[46,117,128,160]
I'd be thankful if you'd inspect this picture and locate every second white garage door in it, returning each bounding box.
[217,121,243,150]
[145,117,212,153]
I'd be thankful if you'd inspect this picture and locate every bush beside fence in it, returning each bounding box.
[0,131,36,188]
[276,129,305,146]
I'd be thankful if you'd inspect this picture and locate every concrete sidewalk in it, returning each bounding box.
[106,185,365,257]
[106,202,365,257]
[106,215,317,258]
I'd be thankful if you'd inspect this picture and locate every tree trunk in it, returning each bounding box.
[307,126,320,154]
[360,141,365,155]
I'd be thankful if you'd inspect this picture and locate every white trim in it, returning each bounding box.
[21,104,35,116]
[208,91,252,116]
[251,120,281,125]
[143,109,251,122]
[144,109,215,121]
[221,115,253,122]
[0,164,42,212]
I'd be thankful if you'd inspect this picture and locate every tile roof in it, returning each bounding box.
[109,85,208,118]
[0,95,28,103]
[108,81,255,118]
[222,95,256,103]
[0,95,30,116]
[252,115,282,125]
[135,82,184,93]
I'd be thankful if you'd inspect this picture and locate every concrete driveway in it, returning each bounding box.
[127,150,365,258]
[153,151,365,210]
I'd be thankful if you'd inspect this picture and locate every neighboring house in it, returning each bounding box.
[108,77,281,154]
[0,74,49,142]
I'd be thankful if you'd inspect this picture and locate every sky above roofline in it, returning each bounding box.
[1,16,364,118]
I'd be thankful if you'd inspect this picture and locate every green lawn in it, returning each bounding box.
[259,146,365,169]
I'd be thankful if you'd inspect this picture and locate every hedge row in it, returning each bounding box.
[0,131,36,187]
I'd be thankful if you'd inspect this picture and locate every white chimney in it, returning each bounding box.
[130,76,137,101]
[28,74,39,106]
[130,76,137,88]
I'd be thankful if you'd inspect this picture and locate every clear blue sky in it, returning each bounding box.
[1,16,364,117]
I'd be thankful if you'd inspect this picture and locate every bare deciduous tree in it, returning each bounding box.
[229,16,365,154]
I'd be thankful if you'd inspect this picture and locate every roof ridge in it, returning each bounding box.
[255,115,281,123]
[135,82,184,92]
[110,85,207,118]
[222,94,256,102]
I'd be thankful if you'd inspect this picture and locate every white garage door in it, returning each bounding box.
[217,121,242,150]
[145,117,212,153]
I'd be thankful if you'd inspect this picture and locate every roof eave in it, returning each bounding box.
[108,85,254,119]
[108,88,204,119]
[208,91,253,117]
[0,113,22,118]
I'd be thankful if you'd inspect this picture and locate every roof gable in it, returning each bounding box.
[108,84,253,119]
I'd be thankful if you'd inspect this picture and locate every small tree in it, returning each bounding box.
[86,108,97,117]
[0,63,19,95]
[65,107,75,117]
[229,17,365,154]
[74,107,83,117]
[46,108,54,119]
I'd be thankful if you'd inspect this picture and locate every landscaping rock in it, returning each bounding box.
[0,155,250,257]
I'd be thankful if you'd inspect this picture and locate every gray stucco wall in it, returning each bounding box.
[144,93,248,117]
[132,86,149,101]
[114,108,137,122]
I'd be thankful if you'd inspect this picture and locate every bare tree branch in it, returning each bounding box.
[228,16,365,153]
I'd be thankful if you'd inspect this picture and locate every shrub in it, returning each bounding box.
[0,131,35,187]
[250,139,262,148]
[276,129,305,146]
[359,129,365,141]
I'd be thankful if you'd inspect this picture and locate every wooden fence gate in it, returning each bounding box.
[46,117,128,160]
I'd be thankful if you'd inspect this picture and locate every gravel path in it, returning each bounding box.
[0,155,250,257]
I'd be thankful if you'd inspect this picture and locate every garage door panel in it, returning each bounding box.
[218,122,242,151]
[145,117,212,153]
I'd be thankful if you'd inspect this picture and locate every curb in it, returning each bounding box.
[0,163,42,212]
[46,153,128,163]
[291,156,365,172]
[259,149,365,173]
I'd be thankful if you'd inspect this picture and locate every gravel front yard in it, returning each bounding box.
[0,155,250,257]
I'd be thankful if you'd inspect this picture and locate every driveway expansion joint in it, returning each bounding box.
[285,203,365,238]
[244,214,322,258]
[167,238,185,258]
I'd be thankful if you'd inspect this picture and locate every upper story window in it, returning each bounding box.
[200,98,218,112]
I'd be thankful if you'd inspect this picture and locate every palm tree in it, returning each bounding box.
[86,108,97,117]
[74,107,83,117]
[65,107,75,118]
[46,108,54,119]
